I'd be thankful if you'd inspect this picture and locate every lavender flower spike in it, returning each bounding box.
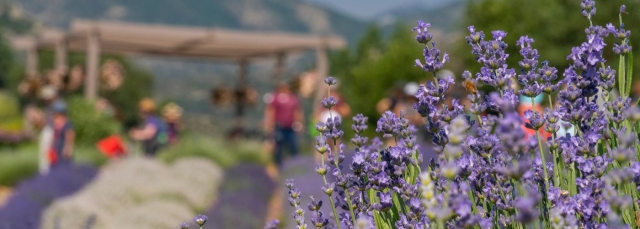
[193,214,208,226]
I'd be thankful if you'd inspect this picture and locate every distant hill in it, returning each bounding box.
[374,0,465,33]
[10,0,367,44]
[0,1,34,35]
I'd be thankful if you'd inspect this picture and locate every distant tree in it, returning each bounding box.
[331,24,424,127]
[0,28,14,89]
[457,0,640,85]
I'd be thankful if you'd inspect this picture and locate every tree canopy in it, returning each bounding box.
[456,0,640,88]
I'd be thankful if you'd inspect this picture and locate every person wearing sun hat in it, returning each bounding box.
[38,85,66,174]
[518,94,551,139]
[48,100,75,167]
[162,102,183,145]
[129,98,168,156]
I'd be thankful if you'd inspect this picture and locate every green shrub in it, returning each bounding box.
[66,96,120,145]
[158,135,266,168]
[0,91,23,132]
[74,145,108,167]
[0,146,38,186]
[0,144,107,186]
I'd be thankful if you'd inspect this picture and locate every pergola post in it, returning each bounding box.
[26,43,38,78]
[273,53,285,84]
[54,38,68,73]
[235,60,248,123]
[84,30,100,100]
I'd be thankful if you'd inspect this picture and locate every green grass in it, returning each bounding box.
[0,143,108,186]
[0,145,38,186]
[0,134,266,187]
[157,135,267,168]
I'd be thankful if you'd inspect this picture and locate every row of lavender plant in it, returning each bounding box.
[181,1,637,229]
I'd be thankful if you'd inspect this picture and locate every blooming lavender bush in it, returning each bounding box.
[0,163,97,229]
[264,1,640,228]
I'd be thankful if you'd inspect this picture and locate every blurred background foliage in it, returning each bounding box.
[66,96,120,145]
[331,25,425,132]
[157,135,267,168]
[457,0,640,90]
[329,0,640,128]
[37,51,154,128]
[0,144,106,186]
[0,91,22,132]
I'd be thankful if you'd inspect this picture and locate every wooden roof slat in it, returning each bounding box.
[11,19,346,60]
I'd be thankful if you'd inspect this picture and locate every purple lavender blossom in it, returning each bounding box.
[414,43,449,73]
[263,220,280,229]
[193,214,208,226]
[274,4,640,228]
[524,110,545,130]
[321,96,338,109]
[412,20,433,44]
[376,111,400,138]
[581,0,596,18]
[324,76,337,85]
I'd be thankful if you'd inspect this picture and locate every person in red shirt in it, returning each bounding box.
[264,82,303,168]
[518,95,551,140]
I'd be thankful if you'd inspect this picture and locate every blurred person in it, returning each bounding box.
[376,85,422,146]
[376,86,405,116]
[38,86,66,174]
[129,98,168,157]
[162,102,183,145]
[402,82,423,124]
[48,101,75,167]
[632,81,640,103]
[312,84,351,131]
[518,94,551,139]
[264,82,303,169]
[401,82,429,143]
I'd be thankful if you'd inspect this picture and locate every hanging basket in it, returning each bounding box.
[211,86,234,106]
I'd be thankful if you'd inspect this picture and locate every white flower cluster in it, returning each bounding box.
[40,157,223,229]
[419,172,437,221]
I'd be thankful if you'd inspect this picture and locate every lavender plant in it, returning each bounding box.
[256,1,640,228]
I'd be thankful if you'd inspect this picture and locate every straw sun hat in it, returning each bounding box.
[162,103,183,119]
[138,98,156,113]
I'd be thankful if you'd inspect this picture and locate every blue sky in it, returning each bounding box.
[303,0,448,20]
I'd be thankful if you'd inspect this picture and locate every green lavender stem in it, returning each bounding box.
[320,155,341,229]
[531,97,551,194]
[327,84,357,225]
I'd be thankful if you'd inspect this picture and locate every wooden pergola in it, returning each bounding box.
[11,19,347,100]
